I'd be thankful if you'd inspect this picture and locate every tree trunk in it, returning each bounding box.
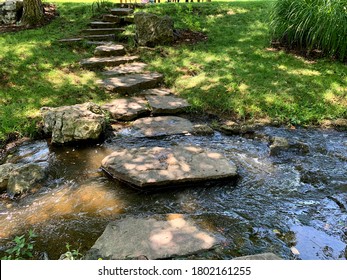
[21,0,45,26]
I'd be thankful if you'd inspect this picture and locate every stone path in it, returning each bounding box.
[42,5,239,259]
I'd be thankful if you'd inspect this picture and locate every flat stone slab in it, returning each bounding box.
[80,56,139,69]
[102,97,150,121]
[110,8,134,16]
[90,21,118,28]
[99,72,163,94]
[58,38,84,43]
[94,44,126,57]
[102,62,147,75]
[102,145,237,189]
[131,116,194,137]
[83,28,125,36]
[139,88,173,96]
[83,34,115,41]
[85,214,223,260]
[146,95,190,115]
[102,14,121,23]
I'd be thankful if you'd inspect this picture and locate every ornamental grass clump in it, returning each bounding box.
[270,0,347,61]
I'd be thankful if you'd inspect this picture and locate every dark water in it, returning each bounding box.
[0,126,346,260]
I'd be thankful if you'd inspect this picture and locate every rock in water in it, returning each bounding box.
[7,163,46,196]
[41,102,105,144]
[85,214,224,260]
[233,253,283,260]
[0,163,19,191]
[102,145,237,189]
[134,12,174,46]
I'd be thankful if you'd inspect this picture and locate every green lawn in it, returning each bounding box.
[0,0,346,145]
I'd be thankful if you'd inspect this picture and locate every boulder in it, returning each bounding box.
[0,0,23,24]
[102,145,237,189]
[85,214,224,260]
[41,102,105,144]
[134,12,174,47]
[269,136,309,156]
[0,163,19,191]
[7,163,46,196]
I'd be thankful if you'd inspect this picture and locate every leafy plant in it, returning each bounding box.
[1,230,37,260]
[60,243,82,260]
[270,0,347,61]
[91,0,113,15]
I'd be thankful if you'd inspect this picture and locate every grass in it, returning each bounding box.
[0,0,346,145]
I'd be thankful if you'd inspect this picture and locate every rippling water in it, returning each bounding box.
[0,126,346,260]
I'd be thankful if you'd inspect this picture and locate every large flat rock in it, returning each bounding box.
[83,28,125,36]
[85,214,224,259]
[99,72,163,94]
[102,62,147,75]
[90,21,118,28]
[131,116,194,137]
[94,44,126,57]
[139,88,173,96]
[102,97,150,121]
[110,8,134,16]
[146,95,190,115]
[102,145,237,189]
[80,56,139,69]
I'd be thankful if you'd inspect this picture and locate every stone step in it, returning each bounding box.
[90,21,118,28]
[99,72,164,94]
[102,97,150,121]
[138,88,173,96]
[101,144,237,189]
[58,38,84,44]
[83,34,116,41]
[94,44,126,57]
[145,95,190,115]
[80,56,139,69]
[110,8,134,16]
[82,28,125,35]
[102,62,147,75]
[102,14,121,23]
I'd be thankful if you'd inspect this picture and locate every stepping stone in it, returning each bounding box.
[80,56,139,69]
[85,214,225,260]
[101,145,237,189]
[58,38,84,43]
[90,21,118,28]
[131,116,194,137]
[82,28,125,35]
[102,14,121,23]
[139,88,173,96]
[102,62,147,75]
[102,97,150,121]
[94,44,126,57]
[83,34,115,41]
[146,95,190,115]
[110,8,134,16]
[99,72,163,94]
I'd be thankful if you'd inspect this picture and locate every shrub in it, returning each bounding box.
[270,0,347,61]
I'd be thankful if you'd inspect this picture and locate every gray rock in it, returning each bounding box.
[131,116,194,137]
[102,62,147,76]
[90,21,118,28]
[102,145,237,189]
[233,253,283,260]
[7,163,46,196]
[99,72,163,94]
[192,124,214,136]
[41,102,105,144]
[102,97,150,121]
[94,44,126,57]
[80,56,139,69]
[0,0,23,24]
[85,214,224,260]
[146,95,190,115]
[110,8,134,16]
[0,163,19,191]
[134,12,174,47]
[139,88,173,96]
[84,28,125,36]
[269,136,309,156]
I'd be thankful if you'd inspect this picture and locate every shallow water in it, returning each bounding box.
[0,126,346,260]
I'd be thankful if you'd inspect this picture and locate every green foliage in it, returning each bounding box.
[270,0,347,61]
[1,230,37,260]
[91,0,113,15]
[60,243,82,260]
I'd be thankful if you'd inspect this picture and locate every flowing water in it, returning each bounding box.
[0,126,346,260]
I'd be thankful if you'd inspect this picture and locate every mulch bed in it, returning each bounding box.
[0,3,58,33]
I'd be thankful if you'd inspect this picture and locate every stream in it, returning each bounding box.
[0,125,346,260]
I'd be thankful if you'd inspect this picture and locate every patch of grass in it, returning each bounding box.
[0,1,346,145]
[139,1,347,125]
